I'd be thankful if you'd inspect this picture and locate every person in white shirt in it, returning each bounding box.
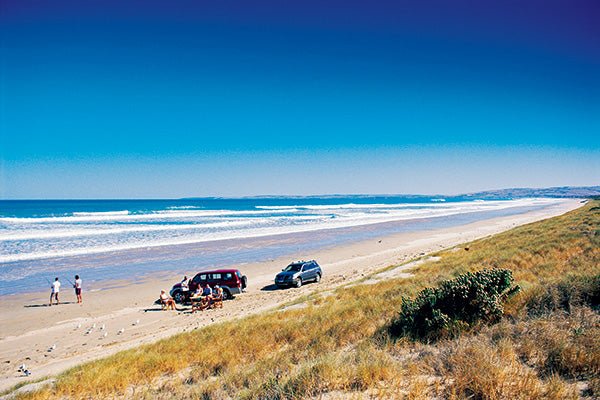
[159,289,176,310]
[50,277,61,306]
[181,276,189,292]
[74,275,83,304]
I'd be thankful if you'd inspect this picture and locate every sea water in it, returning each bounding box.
[0,196,561,294]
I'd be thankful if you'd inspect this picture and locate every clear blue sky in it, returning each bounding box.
[1,1,599,198]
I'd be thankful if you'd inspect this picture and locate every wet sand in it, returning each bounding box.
[0,199,583,393]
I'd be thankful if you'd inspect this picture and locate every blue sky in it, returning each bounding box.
[1,1,599,198]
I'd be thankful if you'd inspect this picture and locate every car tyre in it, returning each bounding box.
[173,291,185,304]
[295,278,302,288]
[222,288,231,300]
[315,273,321,283]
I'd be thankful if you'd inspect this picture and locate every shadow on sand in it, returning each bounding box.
[260,284,282,291]
[143,306,192,313]
[25,302,77,308]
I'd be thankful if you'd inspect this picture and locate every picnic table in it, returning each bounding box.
[190,295,209,312]
[190,293,223,312]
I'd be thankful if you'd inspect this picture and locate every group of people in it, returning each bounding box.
[159,275,223,311]
[194,283,223,301]
[49,275,83,306]
[181,275,223,301]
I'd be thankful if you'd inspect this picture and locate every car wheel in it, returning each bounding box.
[173,291,185,304]
[315,273,321,283]
[295,278,302,288]
[222,289,231,300]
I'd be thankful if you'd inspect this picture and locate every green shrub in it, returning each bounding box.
[389,269,519,341]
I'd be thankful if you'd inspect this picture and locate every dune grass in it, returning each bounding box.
[17,200,599,399]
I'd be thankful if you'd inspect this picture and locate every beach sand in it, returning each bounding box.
[0,199,583,393]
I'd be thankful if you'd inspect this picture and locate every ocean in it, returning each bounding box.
[0,196,561,295]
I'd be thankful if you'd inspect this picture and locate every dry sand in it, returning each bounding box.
[0,199,583,393]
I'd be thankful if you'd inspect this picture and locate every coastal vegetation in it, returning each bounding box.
[388,268,520,341]
[17,201,599,399]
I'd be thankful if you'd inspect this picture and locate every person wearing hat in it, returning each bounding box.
[213,284,223,298]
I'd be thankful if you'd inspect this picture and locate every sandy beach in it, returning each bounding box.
[0,199,583,393]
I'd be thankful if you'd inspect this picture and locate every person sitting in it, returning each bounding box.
[211,285,224,308]
[159,289,176,310]
[193,285,203,297]
[190,285,204,303]
[213,284,223,298]
[202,284,212,299]
[190,289,209,313]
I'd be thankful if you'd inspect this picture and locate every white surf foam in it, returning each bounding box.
[72,210,130,217]
[0,215,324,241]
[0,198,561,263]
[0,208,286,224]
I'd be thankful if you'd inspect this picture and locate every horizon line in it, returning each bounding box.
[1,185,598,201]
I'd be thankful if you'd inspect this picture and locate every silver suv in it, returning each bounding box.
[274,260,322,288]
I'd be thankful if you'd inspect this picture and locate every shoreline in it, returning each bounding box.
[0,200,567,296]
[0,199,584,393]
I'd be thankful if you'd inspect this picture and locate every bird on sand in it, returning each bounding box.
[18,364,31,376]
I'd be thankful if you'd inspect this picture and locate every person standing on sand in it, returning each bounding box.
[74,275,82,304]
[181,276,189,294]
[49,277,60,306]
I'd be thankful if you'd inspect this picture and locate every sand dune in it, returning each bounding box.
[0,199,583,393]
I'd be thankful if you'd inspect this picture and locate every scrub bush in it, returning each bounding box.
[389,269,519,341]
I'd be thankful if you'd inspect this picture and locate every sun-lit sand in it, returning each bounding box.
[0,199,583,392]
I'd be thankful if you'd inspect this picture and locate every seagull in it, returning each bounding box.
[133,319,140,326]
[100,324,105,331]
[118,328,125,335]
[92,323,96,329]
[18,365,31,376]
[85,329,93,335]
[76,323,82,329]
[48,344,56,352]
[102,332,108,338]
